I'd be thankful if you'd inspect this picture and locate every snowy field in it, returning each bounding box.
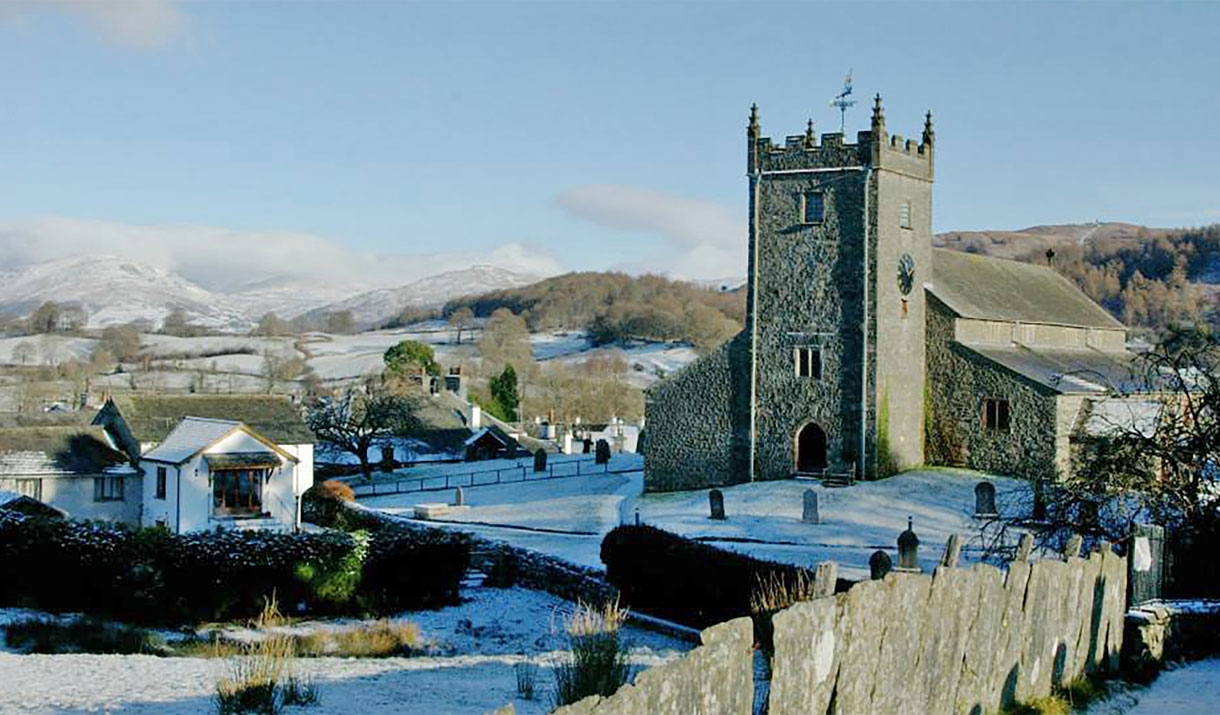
[362,463,1022,579]
[1085,658,1220,714]
[0,587,688,715]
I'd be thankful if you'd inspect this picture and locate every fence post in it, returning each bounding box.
[1128,522,1165,606]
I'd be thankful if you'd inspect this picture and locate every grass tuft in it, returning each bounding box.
[553,599,632,707]
[515,657,539,701]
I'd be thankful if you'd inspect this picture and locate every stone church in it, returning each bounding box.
[642,97,1137,491]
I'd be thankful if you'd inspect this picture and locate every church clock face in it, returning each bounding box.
[897,254,916,296]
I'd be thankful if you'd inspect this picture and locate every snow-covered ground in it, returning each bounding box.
[362,463,1021,579]
[1085,658,1220,714]
[0,587,689,715]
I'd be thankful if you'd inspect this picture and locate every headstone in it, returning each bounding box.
[940,533,963,568]
[595,439,611,465]
[1128,523,1165,606]
[802,490,821,524]
[896,517,921,572]
[708,489,726,520]
[454,486,465,507]
[974,481,998,517]
[869,550,892,580]
[533,448,547,473]
[380,444,395,472]
[582,438,593,454]
[1032,480,1048,521]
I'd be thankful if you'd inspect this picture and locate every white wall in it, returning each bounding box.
[3,473,141,525]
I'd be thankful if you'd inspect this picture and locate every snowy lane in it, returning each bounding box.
[1086,658,1220,715]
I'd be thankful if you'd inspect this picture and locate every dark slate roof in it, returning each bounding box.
[0,427,132,476]
[930,249,1124,330]
[103,395,314,444]
[961,344,1139,395]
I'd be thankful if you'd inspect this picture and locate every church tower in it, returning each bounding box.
[744,97,934,480]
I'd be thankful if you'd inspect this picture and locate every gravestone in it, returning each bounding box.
[708,489,726,520]
[1033,480,1048,522]
[454,486,465,507]
[582,438,593,454]
[594,439,611,465]
[896,517,921,572]
[1128,523,1165,606]
[870,550,892,580]
[974,481,998,517]
[802,490,821,524]
[533,448,547,473]
[940,533,963,568]
[380,444,395,472]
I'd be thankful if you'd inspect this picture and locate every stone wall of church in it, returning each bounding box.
[925,295,1061,480]
[642,333,750,492]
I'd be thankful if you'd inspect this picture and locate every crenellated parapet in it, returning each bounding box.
[747,96,934,180]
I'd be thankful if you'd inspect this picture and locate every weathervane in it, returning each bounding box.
[829,70,856,134]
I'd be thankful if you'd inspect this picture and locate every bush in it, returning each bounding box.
[301,480,355,527]
[601,525,826,630]
[0,515,469,625]
[3,617,164,655]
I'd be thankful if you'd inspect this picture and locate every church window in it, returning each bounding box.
[899,200,912,229]
[795,347,822,379]
[982,398,1011,433]
[802,192,824,224]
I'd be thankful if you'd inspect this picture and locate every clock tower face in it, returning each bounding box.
[898,253,916,296]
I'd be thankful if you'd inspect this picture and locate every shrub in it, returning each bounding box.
[301,480,355,527]
[3,617,163,655]
[296,620,421,658]
[553,600,631,707]
[0,515,469,626]
[600,525,830,630]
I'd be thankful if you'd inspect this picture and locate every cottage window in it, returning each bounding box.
[212,469,266,517]
[93,477,124,502]
[155,466,167,500]
[899,201,912,229]
[802,192,824,224]
[982,398,1011,433]
[795,347,822,380]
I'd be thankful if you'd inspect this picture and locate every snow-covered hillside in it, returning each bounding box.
[0,256,251,331]
[304,265,539,328]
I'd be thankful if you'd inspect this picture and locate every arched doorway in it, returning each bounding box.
[795,422,828,474]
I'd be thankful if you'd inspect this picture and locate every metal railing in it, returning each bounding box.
[350,457,637,498]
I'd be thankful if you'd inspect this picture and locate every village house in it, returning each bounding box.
[642,98,1148,491]
[92,395,315,532]
[0,425,139,523]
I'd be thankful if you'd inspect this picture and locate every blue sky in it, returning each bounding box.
[0,0,1217,288]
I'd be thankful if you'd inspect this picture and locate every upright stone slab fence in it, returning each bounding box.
[550,617,755,715]
[768,542,1127,715]
[547,540,1127,715]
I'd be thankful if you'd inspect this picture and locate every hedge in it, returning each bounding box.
[0,515,470,626]
[600,525,817,630]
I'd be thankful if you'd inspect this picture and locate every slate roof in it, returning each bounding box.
[102,395,314,445]
[930,249,1124,330]
[962,344,1140,395]
[0,427,133,477]
[142,417,242,464]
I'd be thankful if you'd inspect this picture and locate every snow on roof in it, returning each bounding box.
[1081,398,1162,439]
[0,490,22,507]
[143,417,242,464]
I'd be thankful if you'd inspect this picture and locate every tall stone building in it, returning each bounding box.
[644,97,934,490]
[643,97,1140,492]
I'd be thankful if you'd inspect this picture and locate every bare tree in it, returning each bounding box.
[306,377,422,478]
[448,307,475,345]
[11,341,36,365]
[262,351,307,394]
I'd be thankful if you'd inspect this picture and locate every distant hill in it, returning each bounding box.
[302,265,541,329]
[938,222,1220,334]
[444,272,746,349]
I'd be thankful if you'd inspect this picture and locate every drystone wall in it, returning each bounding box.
[768,545,1127,715]
[643,333,750,492]
[550,617,755,715]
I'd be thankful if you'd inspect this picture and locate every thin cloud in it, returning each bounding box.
[554,184,746,279]
[0,217,563,293]
[1,0,188,49]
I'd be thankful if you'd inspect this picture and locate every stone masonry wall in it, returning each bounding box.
[768,545,1127,715]
[550,617,755,715]
[642,332,750,492]
[925,294,1061,480]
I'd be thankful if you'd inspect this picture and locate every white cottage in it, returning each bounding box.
[140,417,308,532]
[93,395,315,533]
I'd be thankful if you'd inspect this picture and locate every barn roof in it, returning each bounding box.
[0,427,133,477]
[961,344,1139,395]
[930,249,1124,330]
[102,395,313,445]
